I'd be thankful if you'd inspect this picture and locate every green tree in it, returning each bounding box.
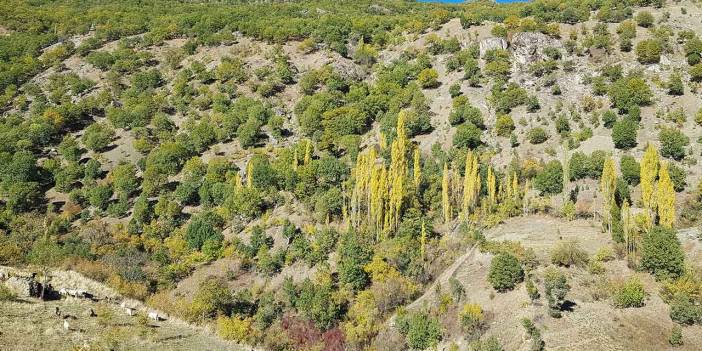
[659,128,689,160]
[488,253,524,292]
[396,311,442,350]
[82,122,115,152]
[640,226,685,280]
[534,160,563,195]
[612,118,638,149]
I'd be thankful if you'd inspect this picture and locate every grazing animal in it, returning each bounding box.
[125,307,135,316]
[88,308,96,317]
[147,311,160,321]
[54,306,61,317]
[63,320,70,331]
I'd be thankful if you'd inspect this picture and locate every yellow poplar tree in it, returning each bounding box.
[600,157,617,234]
[420,220,427,260]
[487,167,496,207]
[442,162,451,223]
[640,144,659,227]
[462,151,481,218]
[413,148,421,189]
[246,160,254,188]
[656,161,676,228]
[387,111,409,232]
[304,140,312,165]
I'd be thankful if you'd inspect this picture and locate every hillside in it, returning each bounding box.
[2,0,702,350]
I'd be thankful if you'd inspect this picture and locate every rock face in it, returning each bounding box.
[5,275,42,297]
[479,37,508,57]
[510,32,563,65]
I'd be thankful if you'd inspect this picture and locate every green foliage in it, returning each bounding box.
[534,160,563,195]
[488,253,524,292]
[185,212,224,251]
[608,75,652,113]
[495,114,514,137]
[669,294,702,325]
[550,240,588,267]
[659,128,689,160]
[527,128,548,145]
[640,226,685,280]
[669,326,684,347]
[612,118,638,149]
[337,231,372,291]
[417,68,439,89]
[612,277,646,308]
[635,11,654,28]
[82,122,115,152]
[620,155,640,185]
[544,268,570,318]
[396,311,442,350]
[453,122,483,149]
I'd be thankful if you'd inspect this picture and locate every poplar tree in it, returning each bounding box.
[421,220,427,260]
[413,148,421,189]
[622,200,637,264]
[487,167,497,207]
[304,139,312,165]
[246,159,254,188]
[600,157,617,234]
[462,151,481,218]
[388,111,409,232]
[640,144,659,228]
[442,162,451,223]
[656,161,676,228]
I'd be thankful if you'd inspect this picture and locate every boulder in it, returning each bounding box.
[5,275,41,297]
[510,32,563,65]
[479,37,508,57]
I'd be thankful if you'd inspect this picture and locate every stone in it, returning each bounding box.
[479,37,508,58]
[511,32,563,65]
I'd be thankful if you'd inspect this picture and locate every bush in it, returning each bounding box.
[550,240,588,267]
[82,122,115,151]
[635,11,654,28]
[640,226,685,280]
[417,68,439,89]
[668,73,684,96]
[669,326,684,347]
[453,123,483,149]
[669,294,702,325]
[460,303,485,337]
[602,110,617,129]
[488,253,524,292]
[659,128,689,160]
[0,284,16,301]
[527,127,548,144]
[185,212,224,250]
[217,316,252,343]
[494,114,515,137]
[612,277,646,308]
[608,75,652,113]
[690,63,702,82]
[612,118,637,149]
[544,268,570,318]
[396,311,442,350]
[636,39,662,64]
[620,155,640,185]
[534,160,563,195]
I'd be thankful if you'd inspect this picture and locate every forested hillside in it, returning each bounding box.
[2,0,702,350]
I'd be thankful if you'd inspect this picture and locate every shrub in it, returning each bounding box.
[534,160,563,195]
[488,253,524,292]
[612,277,646,308]
[690,63,702,82]
[527,127,548,144]
[460,303,485,337]
[494,115,515,137]
[620,155,640,185]
[668,73,684,96]
[636,39,662,64]
[453,123,483,149]
[396,311,442,350]
[659,128,689,160]
[82,122,115,151]
[469,336,504,351]
[640,226,685,280]
[696,108,702,126]
[602,110,617,129]
[608,75,652,113]
[669,294,702,325]
[217,316,252,343]
[0,284,16,301]
[185,212,224,250]
[417,68,439,89]
[669,326,683,347]
[544,268,570,318]
[635,11,654,28]
[550,240,588,267]
[612,118,637,149]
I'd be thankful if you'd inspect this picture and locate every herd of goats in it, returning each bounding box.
[1,270,166,332]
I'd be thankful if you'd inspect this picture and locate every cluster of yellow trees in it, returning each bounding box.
[350,112,410,238]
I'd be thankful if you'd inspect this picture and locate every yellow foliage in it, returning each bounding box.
[217,316,252,342]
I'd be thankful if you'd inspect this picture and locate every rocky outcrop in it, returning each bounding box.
[510,32,563,65]
[5,275,42,297]
[479,37,508,57]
